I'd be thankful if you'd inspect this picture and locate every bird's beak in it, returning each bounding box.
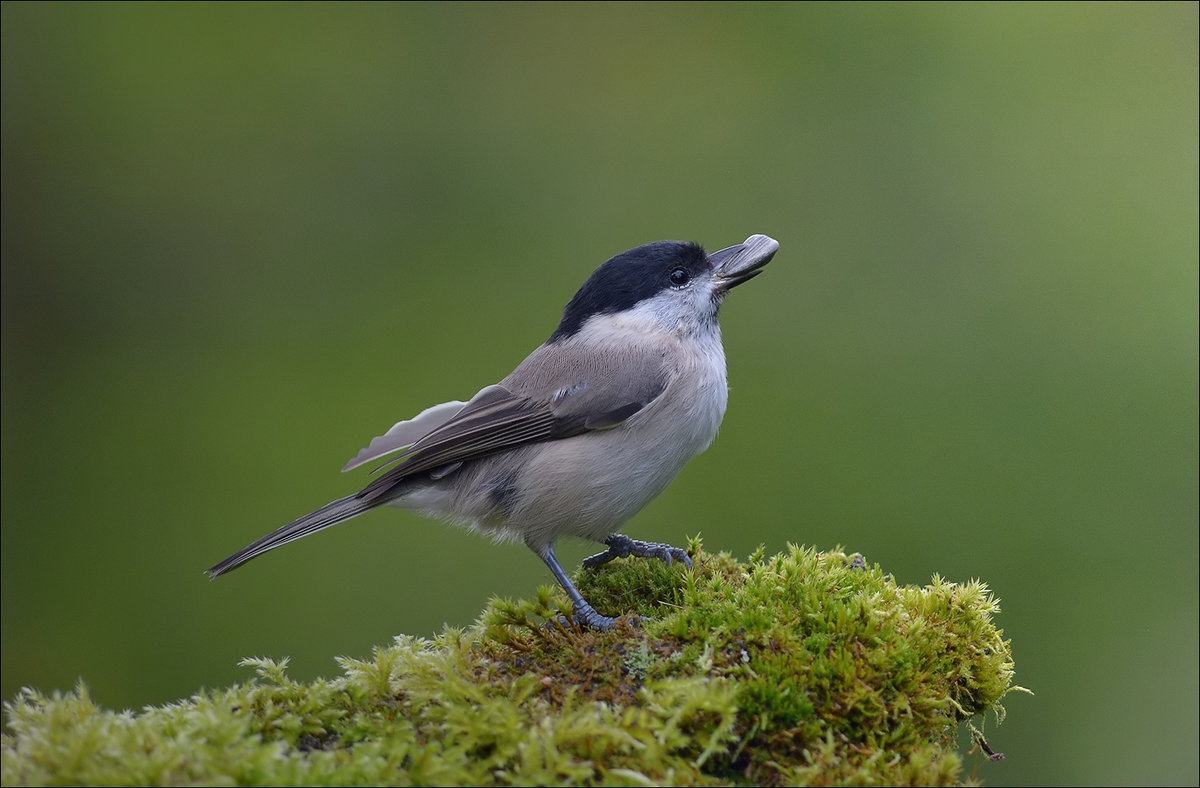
[709,234,779,294]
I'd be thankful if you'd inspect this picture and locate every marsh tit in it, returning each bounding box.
[207,233,779,630]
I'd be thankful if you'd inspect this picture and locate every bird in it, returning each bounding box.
[207,233,779,630]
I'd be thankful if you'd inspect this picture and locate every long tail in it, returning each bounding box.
[206,494,379,578]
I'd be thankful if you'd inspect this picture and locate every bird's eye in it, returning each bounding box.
[669,267,690,287]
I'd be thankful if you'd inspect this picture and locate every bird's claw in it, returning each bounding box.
[582,534,693,571]
[547,609,643,632]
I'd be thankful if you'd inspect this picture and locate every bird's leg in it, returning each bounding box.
[531,542,619,631]
[582,533,693,571]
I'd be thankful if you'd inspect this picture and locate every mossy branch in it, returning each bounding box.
[1,543,1027,786]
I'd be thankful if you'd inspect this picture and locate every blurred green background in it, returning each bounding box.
[2,3,1196,784]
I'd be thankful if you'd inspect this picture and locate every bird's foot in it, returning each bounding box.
[549,604,642,632]
[582,533,693,571]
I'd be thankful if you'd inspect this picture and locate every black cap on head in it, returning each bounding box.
[548,241,709,342]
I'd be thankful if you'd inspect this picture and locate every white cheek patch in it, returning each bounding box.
[574,285,718,342]
[575,307,669,343]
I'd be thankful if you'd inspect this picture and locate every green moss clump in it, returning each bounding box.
[1,543,1024,786]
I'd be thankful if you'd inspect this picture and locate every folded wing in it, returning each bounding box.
[353,343,668,503]
[342,399,468,471]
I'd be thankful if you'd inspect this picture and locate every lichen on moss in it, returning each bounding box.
[1,543,1025,786]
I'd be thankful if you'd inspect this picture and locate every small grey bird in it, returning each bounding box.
[207,234,778,630]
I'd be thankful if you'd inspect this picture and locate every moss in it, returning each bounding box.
[1,543,1025,786]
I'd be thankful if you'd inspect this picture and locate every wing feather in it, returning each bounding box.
[342,399,468,471]
[352,343,669,502]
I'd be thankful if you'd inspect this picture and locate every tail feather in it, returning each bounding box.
[206,494,378,578]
